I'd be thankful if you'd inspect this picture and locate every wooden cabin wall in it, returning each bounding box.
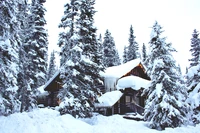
[47,91,59,107]
[119,88,145,115]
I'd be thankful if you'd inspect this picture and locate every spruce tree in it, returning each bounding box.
[103,29,121,67]
[47,50,57,80]
[143,21,190,130]
[142,43,147,62]
[189,29,200,67]
[186,29,200,123]
[17,0,36,112]
[18,44,36,112]
[123,45,128,63]
[0,0,21,115]
[26,0,48,90]
[126,25,139,61]
[58,0,104,118]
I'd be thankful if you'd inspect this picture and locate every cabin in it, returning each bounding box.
[37,58,150,117]
[38,71,62,107]
[95,59,150,116]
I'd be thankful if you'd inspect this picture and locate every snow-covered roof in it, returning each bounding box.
[43,71,60,91]
[101,58,141,78]
[37,85,46,94]
[116,76,151,90]
[95,91,123,108]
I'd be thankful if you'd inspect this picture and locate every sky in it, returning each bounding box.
[44,0,200,73]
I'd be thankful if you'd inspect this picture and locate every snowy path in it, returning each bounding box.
[0,108,199,133]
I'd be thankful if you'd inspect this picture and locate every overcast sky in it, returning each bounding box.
[45,0,200,73]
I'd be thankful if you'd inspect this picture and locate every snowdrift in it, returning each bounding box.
[0,108,200,133]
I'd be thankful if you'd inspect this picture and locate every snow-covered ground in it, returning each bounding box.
[0,108,199,133]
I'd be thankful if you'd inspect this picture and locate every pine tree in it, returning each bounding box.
[17,0,36,112]
[103,29,121,67]
[18,44,36,112]
[186,29,200,123]
[79,0,105,94]
[58,0,81,66]
[143,21,190,130]
[47,50,57,80]
[189,29,200,67]
[98,34,104,59]
[126,25,139,61]
[58,0,104,118]
[187,30,200,92]
[0,0,21,115]
[142,43,147,62]
[123,45,128,63]
[26,0,48,90]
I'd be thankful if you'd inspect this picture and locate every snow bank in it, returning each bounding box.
[101,58,141,78]
[0,108,92,133]
[95,91,123,107]
[0,108,200,133]
[81,114,200,133]
[117,76,151,90]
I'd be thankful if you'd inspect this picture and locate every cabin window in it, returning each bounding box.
[125,96,131,103]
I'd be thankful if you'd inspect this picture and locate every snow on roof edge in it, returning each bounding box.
[95,90,123,108]
[116,75,151,91]
[102,58,141,78]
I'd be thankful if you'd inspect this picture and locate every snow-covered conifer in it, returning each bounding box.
[186,29,200,123]
[26,0,48,90]
[58,0,104,118]
[142,43,147,62]
[123,46,128,63]
[189,29,200,67]
[0,0,21,115]
[47,50,57,80]
[17,0,37,112]
[143,21,190,130]
[103,30,121,67]
[126,25,139,61]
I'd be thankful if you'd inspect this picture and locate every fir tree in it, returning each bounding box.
[103,29,121,67]
[189,29,200,67]
[143,21,190,130]
[126,25,139,61]
[0,0,21,115]
[18,44,36,112]
[142,43,147,62]
[186,29,200,123]
[17,0,36,112]
[26,0,48,90]
[47,50,57,80]
[123,45,128,63]
[58,0,81,66]
[58,0,104,118]
[186,30,200,92]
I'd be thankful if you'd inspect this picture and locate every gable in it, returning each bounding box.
[121,63,150,80]
[44,71,62,92]
[102,58,141,78]
[103,59,150,92]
